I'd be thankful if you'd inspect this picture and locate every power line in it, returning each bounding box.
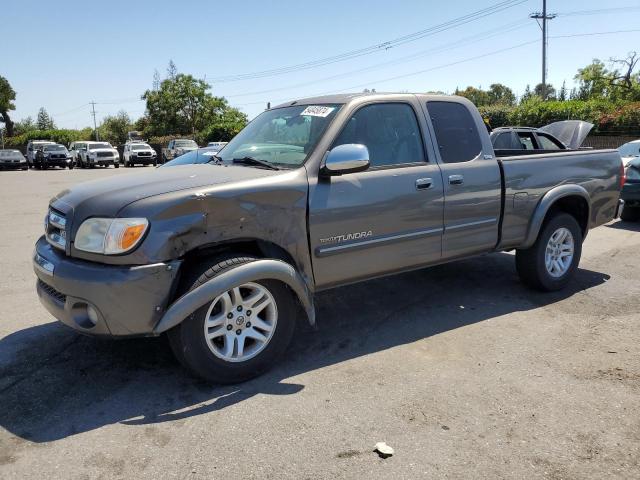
[225,19,533,99]
[52,103,90,117]
[232,27,640,109]
[557,6,640,17]
[207,0,529,82]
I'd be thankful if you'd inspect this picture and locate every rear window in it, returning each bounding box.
[427,101,482,163]
[492,132,515,150]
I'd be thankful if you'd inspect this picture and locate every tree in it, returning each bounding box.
[36,107,55,130]
[0,75,16,136]
[521,84,533,102]
[100,110,132,145]
[152,69,161,91]
[143,73,243,136]
[558,81,568,101]
[167,60,177,80]
[456,86,490,106]
[533,83,556,101]
[14,116,36,135]
[487,83,516,105]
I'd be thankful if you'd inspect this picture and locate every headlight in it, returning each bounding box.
[75,218,149,254]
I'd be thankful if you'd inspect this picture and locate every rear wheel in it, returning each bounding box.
[620,205,640,222]
[168,255,297,383]
[516,212,582,291]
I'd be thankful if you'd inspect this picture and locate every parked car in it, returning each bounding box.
[33,93,623,383]
[160,147,220,167]
[620,156,640,221]
[33,144,74,169]
[26,140,55,167]
[162,139,198,162]
[127,131,145,142]
[0,149,28,170]
[490,121,593,154]
[69,141,89,165]
[122,142,157,167]
[618,140,640,165]
[206,141,228,151]
[76,141,120,168]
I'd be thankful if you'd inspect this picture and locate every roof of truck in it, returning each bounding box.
[273,92,462,109]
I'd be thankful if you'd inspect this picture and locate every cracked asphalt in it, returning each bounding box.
[1,168,639,479]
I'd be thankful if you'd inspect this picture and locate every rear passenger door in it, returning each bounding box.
[308,101,444,289]
[424,100,502,259]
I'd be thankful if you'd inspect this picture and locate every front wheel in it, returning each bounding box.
[114,162,119,168]
[168,256,297,383]
[516,212,583,291]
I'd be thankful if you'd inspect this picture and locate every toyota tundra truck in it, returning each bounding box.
[33,93,624,383]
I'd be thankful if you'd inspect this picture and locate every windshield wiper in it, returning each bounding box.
[232,156,279,170]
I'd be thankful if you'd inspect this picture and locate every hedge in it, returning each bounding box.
[4,128,94,148]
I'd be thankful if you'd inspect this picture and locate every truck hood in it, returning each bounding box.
[88,148,117,154]
[50,164,281,220]
[538,120,594,149]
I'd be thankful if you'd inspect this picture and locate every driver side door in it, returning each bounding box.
[308,101,444,289]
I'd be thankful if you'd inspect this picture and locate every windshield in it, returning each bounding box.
[45,145,66,151]
[217,104,342,169]
[89,143,112,150]
[176,140,197,147]
[161,149,219,167]
[131,144,150,150]
[618,142,640,157]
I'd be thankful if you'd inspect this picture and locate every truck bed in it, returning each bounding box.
[496,149,622,249]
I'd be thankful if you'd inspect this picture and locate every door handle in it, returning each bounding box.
[449,174,464,185]
[415,177,433,190]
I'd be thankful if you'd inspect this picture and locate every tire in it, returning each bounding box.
[516,212,583,292]
[168,255,297,383]
[68,163,74,170]
[620,205,640,222]
[114,162,119,168]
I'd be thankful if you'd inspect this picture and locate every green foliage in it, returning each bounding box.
[0,75,17,136]
[100,110,132,145]
[13,116,36,135]
[574,53,640,102]
[4,128,94,148]
[36,107,55,130]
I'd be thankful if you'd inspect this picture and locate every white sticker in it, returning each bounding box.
[300,105,335,117]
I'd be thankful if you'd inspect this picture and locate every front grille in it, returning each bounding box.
[137,151,152,157]
[51,154,66,159]
[38,279,66,304]
[97,152,112,158]
[46,208,67,251]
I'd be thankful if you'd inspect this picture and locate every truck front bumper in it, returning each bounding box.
[33,236,182,337]
[621,182,640,207]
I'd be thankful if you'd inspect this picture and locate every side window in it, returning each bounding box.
[493,132,514,150]
[427,101,482,163]
[517,132,536,150]
[332,103,425,168]
[537,133,562,150]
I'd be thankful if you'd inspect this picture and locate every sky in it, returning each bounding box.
[3,0,640,129]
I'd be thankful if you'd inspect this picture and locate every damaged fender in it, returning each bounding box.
[153,259,315,334]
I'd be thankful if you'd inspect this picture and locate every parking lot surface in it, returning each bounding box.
[1,168,639,479]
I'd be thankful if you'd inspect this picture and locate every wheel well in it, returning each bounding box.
[547,195,589,237]
[178,240,298,288]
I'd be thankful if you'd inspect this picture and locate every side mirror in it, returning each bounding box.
[321,144,370,176]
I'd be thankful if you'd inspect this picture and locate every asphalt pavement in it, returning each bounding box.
[1,167,639,479]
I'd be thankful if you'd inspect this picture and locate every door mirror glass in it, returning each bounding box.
[322,144,370,176]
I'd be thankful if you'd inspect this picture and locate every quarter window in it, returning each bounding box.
[427,101,482,163]
[332,103,425,168]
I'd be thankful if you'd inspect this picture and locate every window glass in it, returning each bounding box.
[427,101,482,163]
[492,132,514,150]
[517,132,536,150]
[537,134,562,150]
[332,103,425,168]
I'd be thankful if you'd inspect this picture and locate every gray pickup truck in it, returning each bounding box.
[33,93,623,383]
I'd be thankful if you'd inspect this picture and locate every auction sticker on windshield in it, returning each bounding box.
[301,106,335,117]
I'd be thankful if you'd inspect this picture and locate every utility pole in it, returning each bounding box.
[90,101,99,141]
[530,0,556,99]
